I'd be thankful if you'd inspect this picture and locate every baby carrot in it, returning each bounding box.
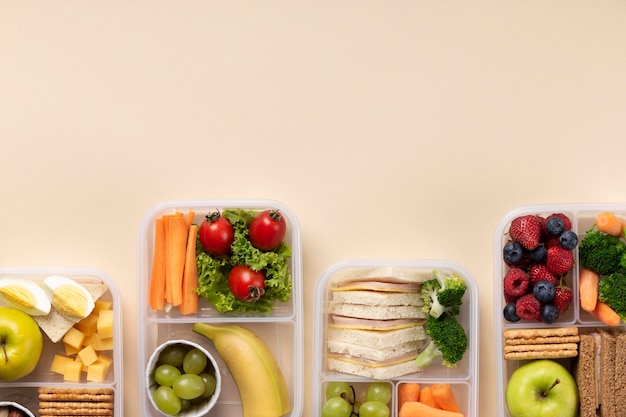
[398,383,420,411]
[595,211,624,237]
[579,267,599,312]
[419,386,438,408]
[167,214,188,307]
[590,300,621,326]
[431,384,461,413]
[178,224,199,315]
[399,401,463,417]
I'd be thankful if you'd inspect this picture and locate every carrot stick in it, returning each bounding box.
[398,383,420,411]
[431,384,461,413]
[419,386,438,408]
[179,224,199,315]
[162,214,173,304]
[399,401,463,417]
[184,210,196,229]
[590,300,622,326]
[167,214,188,307]
[149,217,166,310]
[579,267,599,312]
[595,211,624,236]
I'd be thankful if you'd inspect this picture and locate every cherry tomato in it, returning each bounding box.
[249,210,287,251]
[199,211,234,256]
[228,265,266,302]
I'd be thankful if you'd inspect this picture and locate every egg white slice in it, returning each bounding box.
[43,275,95,321]
[0,277,52,316]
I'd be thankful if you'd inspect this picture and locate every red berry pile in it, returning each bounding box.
[502,213,577,324]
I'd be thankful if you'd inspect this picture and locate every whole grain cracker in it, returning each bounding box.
[504,349,578,360]
[505,335,580,345]
[504,342,579,353]
[503,327,578,340]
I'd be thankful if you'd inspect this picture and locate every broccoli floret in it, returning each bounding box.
[579,229,626,276]
[415,315,468,368]
[598,271,626,321]
[421,270,467,319]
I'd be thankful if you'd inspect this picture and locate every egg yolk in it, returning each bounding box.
[52,284,88,318]
[0,285,36,309]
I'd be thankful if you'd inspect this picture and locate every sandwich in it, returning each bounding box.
[325,266,431,379]
[576,328,626,417]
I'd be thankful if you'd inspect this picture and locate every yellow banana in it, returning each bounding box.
[193,323,291,417]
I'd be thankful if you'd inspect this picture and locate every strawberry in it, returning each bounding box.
[509,215,543,250]
[546,246,575,275]
[554,286,573,312]
[528,264,557,286]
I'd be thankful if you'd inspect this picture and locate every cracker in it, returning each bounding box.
[38,408,113,416]
[505,335,580,345]
[504,349,578,360]
[39,402,113,409]
[504,343,579,353]
[503,327,578,340]
[38,387,114,395]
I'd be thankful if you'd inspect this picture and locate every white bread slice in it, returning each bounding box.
[328,339,425,362]
[330,303,425,320]
[331,290,422,307]
[330,266,432,287]
[327,356,421,380]
[326,325,426,349]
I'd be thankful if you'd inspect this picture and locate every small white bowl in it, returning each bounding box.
[0,401,36,417]
[146,339,221,416]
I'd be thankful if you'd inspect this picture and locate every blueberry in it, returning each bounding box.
[503,302,521,322]
[533,280,556,303]
[541,304,559,324]
[529,245,547,263]
[559,230,578,250]
[503,241,524,264]
[546,217,565,236]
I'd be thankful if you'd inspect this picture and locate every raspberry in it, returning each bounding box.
[503,268,530,299]
[516,293,542,321]
[529,264,557,286]
[554,286,573,312]
[546,246,575,275]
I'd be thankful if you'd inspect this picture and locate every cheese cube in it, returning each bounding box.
[77,345,98,366]
[86,362,108,382]
[63,361,82,382]
[64,342,80,356]
[50,354,73,375]
[74,312,98,336]
[95,354,113,372]
[82,332,98,350]
[96,335,114,351]
[62,327,85,351]
[73,355,88,372]
[97,309,114,339]
[94,298,113,313]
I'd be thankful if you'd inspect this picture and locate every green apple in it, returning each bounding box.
[506,359,578,417]
[0,306,43,381]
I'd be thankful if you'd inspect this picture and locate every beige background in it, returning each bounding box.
[2,1,626,416]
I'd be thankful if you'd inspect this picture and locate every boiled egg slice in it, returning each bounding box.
[0,277,52,316]
[43,275,95,321]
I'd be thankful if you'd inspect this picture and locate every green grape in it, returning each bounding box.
[158,344,189,367]
[152,385,182,415]
[359,401,389,417]
[199,372,217,398]
[321,397,352,417]
[325,381,354,402]
[183,348,208,375]
[172,373,207,400]
[180,398,191,412]
[365,382,392,405]
[154,364,182,387]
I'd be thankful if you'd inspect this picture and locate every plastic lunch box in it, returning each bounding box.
[0,266,124,416]
[313,259,479,417]
[494,204,626,417]
[137,199,303,417]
